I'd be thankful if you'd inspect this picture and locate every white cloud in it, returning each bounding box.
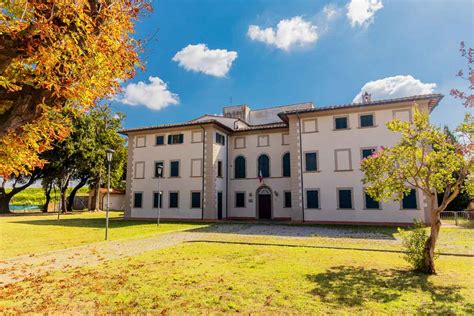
[347,0,383,27]
[323,4,341,20]
[119,76,179,110]
[247,16,318,51]
[353,75,437,102]
[172,44,238,77]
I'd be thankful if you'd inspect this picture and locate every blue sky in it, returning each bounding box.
[111,0,473,130]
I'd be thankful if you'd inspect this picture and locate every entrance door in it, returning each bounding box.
[217,192,223,220]
[258,192,272,219]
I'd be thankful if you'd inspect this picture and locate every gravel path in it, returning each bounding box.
[0,224,395,286]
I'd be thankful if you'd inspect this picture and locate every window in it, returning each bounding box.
[191,159,202,177]
[303,119,318,133]
[284,191,292,208]
[282,153,291,177]
[361,148,376,159]
[282,133,290,145]
[134,161,145,179]
[170,161,180,177]
[335,149,352,171]
[257,135,269,147]
[135,136,146,148]
[258,154,270,177]
[393,109,411,122]
[364,193,380,209]
[360,114,374,127]
[234,156,246,179]
[402,189,418,209]
[154,161,164,178]
[235,192,245,208]
[334,117,349,130]
[306,190,319,209]
[338,189,353,209]
[217,160,223,177]
[169,192,179,208]
[133,192,143,208]
[191,131,203,143]
[234,137,245,149]
[155,135,165,146]
[191,192,201,208]
[305,152,318,172]
[168,134,184,144]
[215,133,225,145]
[153,192,163,208]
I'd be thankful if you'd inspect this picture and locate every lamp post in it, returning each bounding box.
[156,164,163,226]
[105,148,115,240]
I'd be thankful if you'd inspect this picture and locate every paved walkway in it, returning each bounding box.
[0,224,403,286]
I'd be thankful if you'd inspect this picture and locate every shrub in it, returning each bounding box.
[398,221,433,272]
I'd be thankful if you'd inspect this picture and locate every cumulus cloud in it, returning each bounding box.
[347,0,383,27]
[172,44,238,77]
[119,76,179,110]
[353,75,437,102]
[247,16,318,51]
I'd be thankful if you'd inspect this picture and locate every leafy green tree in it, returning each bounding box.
[39,105,126,212]
[361,108,472,274]
[0,169,42,213]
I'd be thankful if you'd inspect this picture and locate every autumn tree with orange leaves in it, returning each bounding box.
[0,0,151,178]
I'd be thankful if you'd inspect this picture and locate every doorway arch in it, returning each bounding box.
[256,186,272,220]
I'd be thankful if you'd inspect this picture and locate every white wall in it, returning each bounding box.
[300,106,426,223]
[129,129,205,219]
[229,131,292,219]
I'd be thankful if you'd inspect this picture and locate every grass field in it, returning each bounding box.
[0,212,207,259]
[0,212,472,313]
[8,187,89,206]
[1,242,472,314]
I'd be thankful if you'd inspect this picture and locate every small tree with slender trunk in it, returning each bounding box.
[361,108,472,274]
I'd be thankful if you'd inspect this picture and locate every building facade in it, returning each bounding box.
[121,94,443,225]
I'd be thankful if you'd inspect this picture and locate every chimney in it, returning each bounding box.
[362,91,372,104]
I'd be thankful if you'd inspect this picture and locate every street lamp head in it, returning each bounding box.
[157,165,163,177]
[106,148,115,163]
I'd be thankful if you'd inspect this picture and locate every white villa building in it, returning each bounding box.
[120,93,443,225]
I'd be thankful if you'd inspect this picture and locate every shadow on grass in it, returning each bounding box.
[306,266,473,314]
[10,216,211,230]
[9,216,400,239]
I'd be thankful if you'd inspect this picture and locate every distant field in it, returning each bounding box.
[8,187,89,206]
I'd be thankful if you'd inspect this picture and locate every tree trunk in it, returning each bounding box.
[0,193,13,214]
[67,176,88,212]
[422,212,441,274]
[43,182,53,213]
[89,177,101,211]
[421,195,440,274]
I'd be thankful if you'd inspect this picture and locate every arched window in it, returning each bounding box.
[282,153,290,177]
[258,154,270,178]
[234,156,246,179]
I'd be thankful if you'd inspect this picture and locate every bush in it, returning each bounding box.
[398,221,432,272]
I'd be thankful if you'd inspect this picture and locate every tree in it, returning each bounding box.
[38,105,127,212]
[450,42,473,108]
[361,108,472,274]
[0,169,42,213]
[0,0,151,178]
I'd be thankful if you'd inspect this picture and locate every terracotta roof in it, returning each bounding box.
[234,122,288,131]
[120,94,443,135]
[119,119,233,134]
[279,94,443,119]
[97,188,125,194]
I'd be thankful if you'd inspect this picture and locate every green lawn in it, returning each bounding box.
[1,242,472,314]
[8,187,89,206]
[0,212,207,259]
